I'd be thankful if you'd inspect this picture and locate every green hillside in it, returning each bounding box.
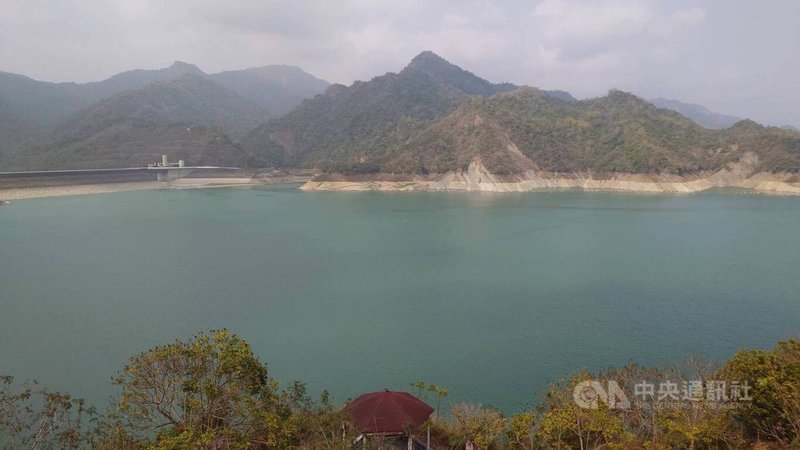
[389,88,724,174]
[53,74,269,142]
[242,51,517,169]
[0,63,328,169]
[4,75,261,170]
[10,125,246,170]
[243,53,800,175]
[393,88,800,174]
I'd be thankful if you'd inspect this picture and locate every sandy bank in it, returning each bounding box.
[0,178,258,201]
[300,160,800,196]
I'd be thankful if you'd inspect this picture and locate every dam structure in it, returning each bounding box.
[0,155,240,183]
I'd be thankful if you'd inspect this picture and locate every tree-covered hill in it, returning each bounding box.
[0,62,209,155]
[389,88,725,174]
[10,125,246,170]
[5,75,263,170]
[242,51,518,169]
[53,74,270,142]
[392,88,800,174]
[244,53,800,175]
[0,63,329,169]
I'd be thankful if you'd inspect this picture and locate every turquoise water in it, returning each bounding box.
[1,186,798,412]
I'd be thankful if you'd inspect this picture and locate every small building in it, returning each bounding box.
[344,390,434,450]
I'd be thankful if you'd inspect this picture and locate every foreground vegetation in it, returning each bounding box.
[2,330,798,449]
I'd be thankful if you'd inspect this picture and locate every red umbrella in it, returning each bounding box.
[345,389,434,434]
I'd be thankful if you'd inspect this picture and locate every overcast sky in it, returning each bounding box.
[1,0,798,127]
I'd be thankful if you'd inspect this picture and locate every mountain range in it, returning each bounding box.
[1,52,798,179]
[648,97,742,129]
[0,62,328,169]
[244,52,799,177]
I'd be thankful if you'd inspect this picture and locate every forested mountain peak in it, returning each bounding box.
[242,52,518,168]
[399,51,516,96]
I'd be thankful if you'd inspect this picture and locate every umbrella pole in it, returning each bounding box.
[427,423,431,450]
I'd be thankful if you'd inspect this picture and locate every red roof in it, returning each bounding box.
[344,390,434,434]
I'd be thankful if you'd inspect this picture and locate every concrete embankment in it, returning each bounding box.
[0,169,314,201]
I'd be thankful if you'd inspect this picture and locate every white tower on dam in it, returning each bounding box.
[154,155,194,181]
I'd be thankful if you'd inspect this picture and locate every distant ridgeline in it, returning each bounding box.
[2,52,799,180]
[0,62,329,170]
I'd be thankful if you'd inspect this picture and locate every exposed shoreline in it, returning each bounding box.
[0,178,259,201]
[301,177,800,196]
[4,164,800,200]
[301,160,800,196]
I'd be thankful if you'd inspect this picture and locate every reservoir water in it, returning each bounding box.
[1,186,798,412]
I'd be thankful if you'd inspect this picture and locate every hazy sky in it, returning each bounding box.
[1,0,798,126]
